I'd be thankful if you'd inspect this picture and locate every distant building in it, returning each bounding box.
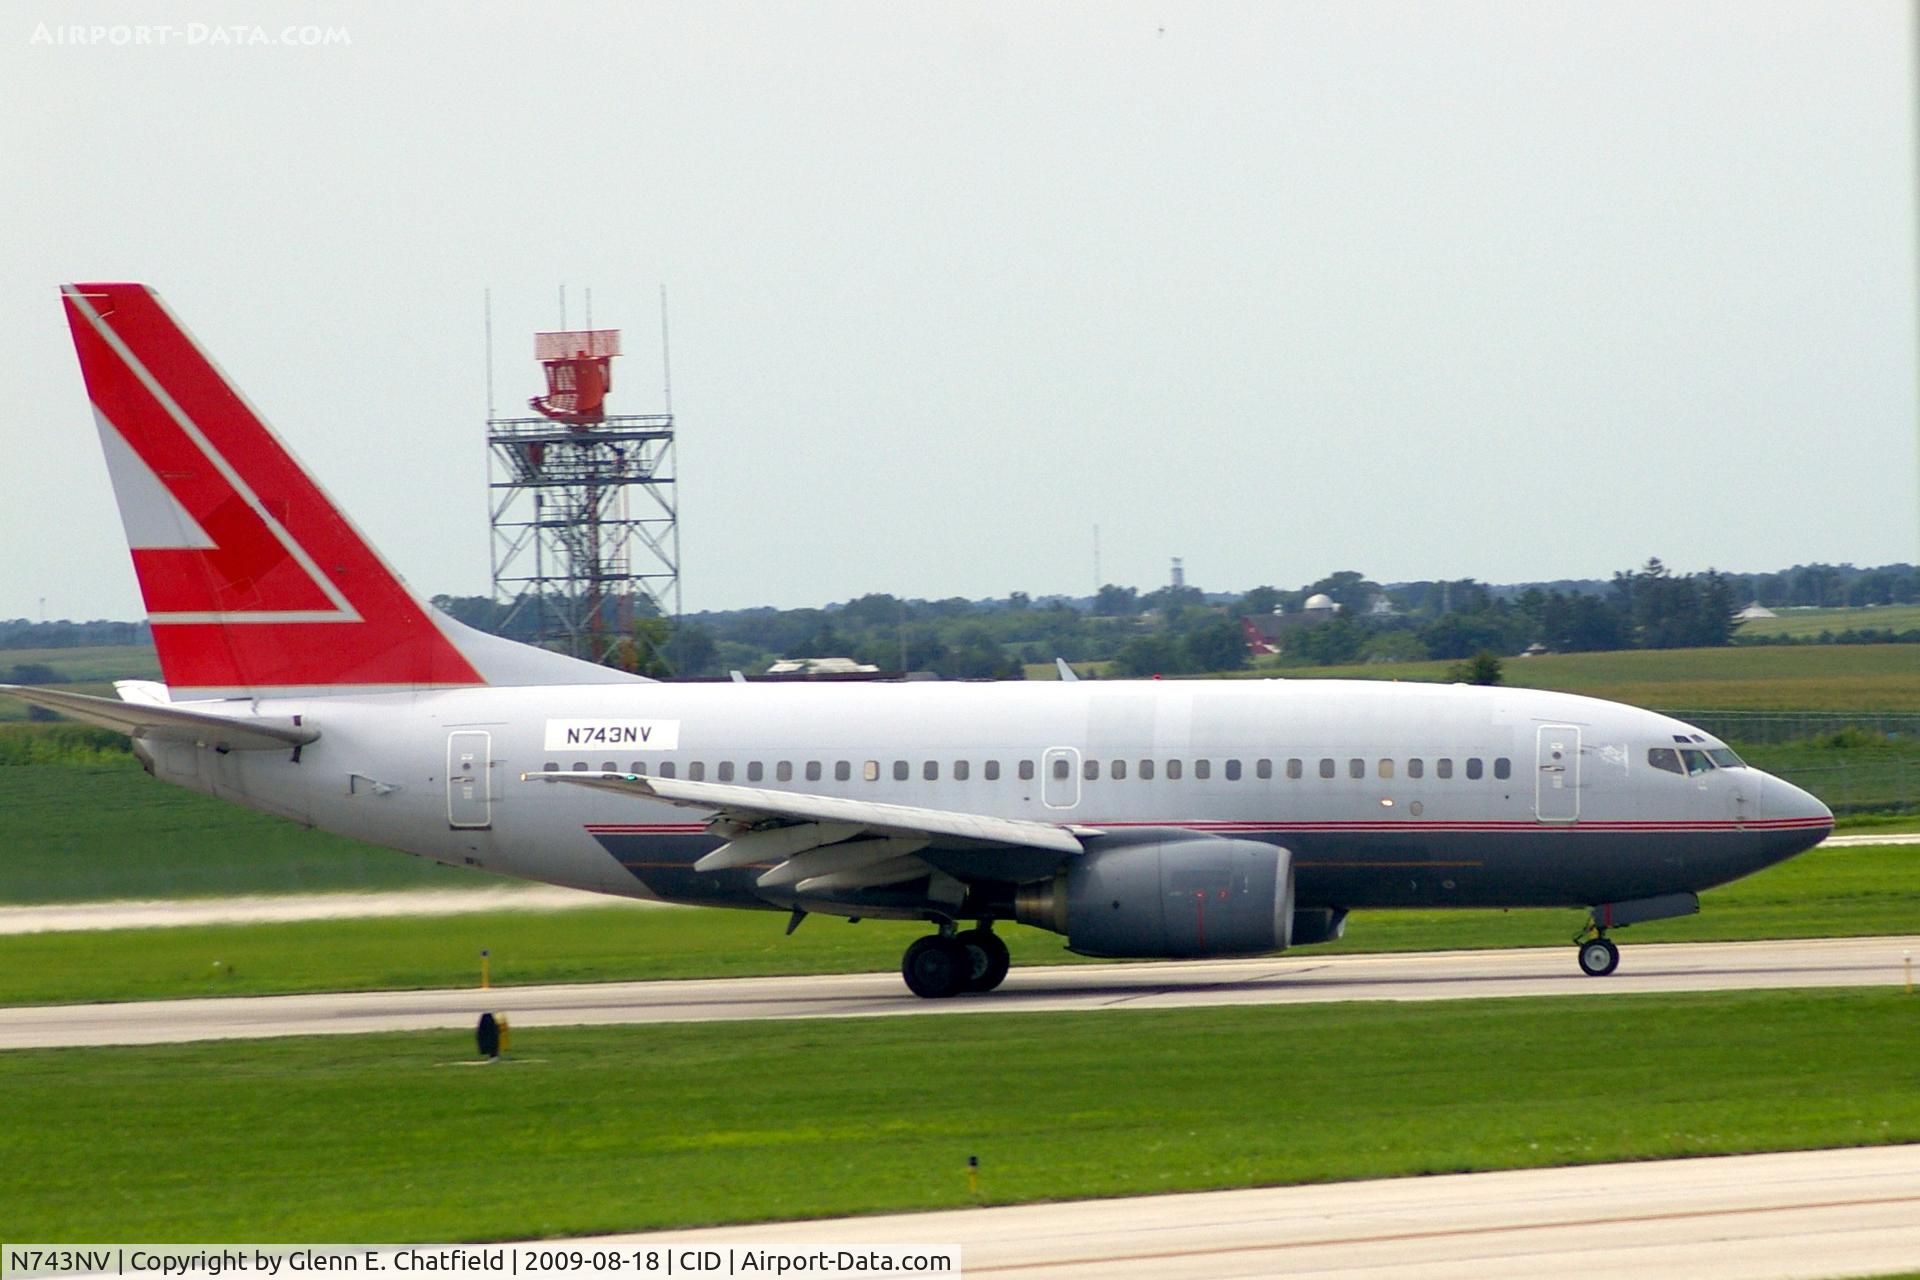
[1242,600,1339,657]
[1735,602,1777,620]
[765,657,880,676]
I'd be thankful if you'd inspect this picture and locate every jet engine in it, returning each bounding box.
[1014,837,1294,958]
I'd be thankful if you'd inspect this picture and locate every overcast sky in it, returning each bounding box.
[3,1,1914,621]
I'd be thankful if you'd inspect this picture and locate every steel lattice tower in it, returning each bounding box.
[487,327,679,669]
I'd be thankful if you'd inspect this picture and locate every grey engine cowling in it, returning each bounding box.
[1014,837,1295,958]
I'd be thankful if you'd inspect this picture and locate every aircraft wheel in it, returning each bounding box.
[956,927,1012,993]
[1578,937,1620,977]
[902,935,969,999]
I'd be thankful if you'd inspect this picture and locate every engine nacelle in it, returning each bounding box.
[1015,837,1294,959]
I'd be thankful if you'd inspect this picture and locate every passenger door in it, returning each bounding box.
[447,730,493,829]
[1535,724,1580,823]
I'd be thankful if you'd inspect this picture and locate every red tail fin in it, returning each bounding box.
[63,283,485,697]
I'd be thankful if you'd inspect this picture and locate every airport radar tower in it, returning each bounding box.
[487,322,679,670]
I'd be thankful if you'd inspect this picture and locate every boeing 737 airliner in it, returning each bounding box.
[1,283,1834,997]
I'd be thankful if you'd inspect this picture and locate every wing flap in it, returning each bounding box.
[526,771,1086,856]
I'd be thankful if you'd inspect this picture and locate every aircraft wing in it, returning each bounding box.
[0,684,317,752]
[526,770,1090,892]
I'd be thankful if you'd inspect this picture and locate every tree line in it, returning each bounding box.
[9,560,1915,681]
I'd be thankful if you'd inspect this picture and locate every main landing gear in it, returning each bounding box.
[901,923,1011,998]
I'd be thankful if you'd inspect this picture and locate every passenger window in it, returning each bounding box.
[658,762,676,779]
[1288,758,1304,780]
[1083,758,1098,781]
[954,760,970,781]
[893,760,910,781]
[1256,759,1273,780]
[1052,757,1071,780]
[1019,760,1035,781]
[1378,759,1394,779]
[1226,759,1242,781]
[863,760,879,782]
[1407,758,1423,779]
[688,762,705,781]
[571,761,589,772]
[717,761,735,782]
[1194,759,1211,780]
[1466,758,1483,780]
[810,761,826,782]
[543,762,559,772]
[628,762,648,775]
[1647,747,1683,775]
[777,761,793,782]
[748,761,764,783]
[1681,748,1715,776]
[1139,759,1156,780]
[1437,758,1453,779]
[1348,758,1364,779]
[601,760,617,773]
[1494,757,1511,780]
[1319,758,1335,779]
[985,760,1002,781]
[924,761,939,781]
[1167,759,1184,780]
[1112,759,1127,780]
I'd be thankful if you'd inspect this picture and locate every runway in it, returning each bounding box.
[0,831,1906,937]
[1,933,1912,1050]
[552,1143,1920,1279]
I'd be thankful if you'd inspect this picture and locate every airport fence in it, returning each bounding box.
[1659,709,1920,815]
[1660,710,1920,744]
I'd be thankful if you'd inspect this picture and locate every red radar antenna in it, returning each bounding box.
[529,329,620,424]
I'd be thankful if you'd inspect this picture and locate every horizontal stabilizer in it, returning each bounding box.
[0,684,317,752]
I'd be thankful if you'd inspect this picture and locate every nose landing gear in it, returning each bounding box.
[901,923,1011,998]
[1577,934,1620,977]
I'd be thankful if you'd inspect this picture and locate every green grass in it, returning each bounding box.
[0,645,162,722]
[0,643,160,681]
[0,763,490,901]
[0,989,1914,1241]
[1245,644,1920,711]
[1735,604,1920,638]
[0,842,1913,1007]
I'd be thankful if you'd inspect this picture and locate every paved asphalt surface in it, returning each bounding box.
[552,1144,1920,1279]
[1,933,1912,1050]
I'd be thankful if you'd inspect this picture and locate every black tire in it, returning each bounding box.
[955,927,1012,993]
[902,935,969,998]
[1578,937,1621,977]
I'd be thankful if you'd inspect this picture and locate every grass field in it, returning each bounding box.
[0,644,160,721]
[1735,604,1920,638]
[0,989,1913,1241]
[0,840,1912,1006]
[1240,644,1920,711]
[0,763,490,901]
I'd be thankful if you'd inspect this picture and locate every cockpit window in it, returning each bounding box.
[1647,747,1684,775]
[1680,748,1715,776]
[1706,748,1745,768]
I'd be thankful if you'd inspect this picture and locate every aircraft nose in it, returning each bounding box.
[1762,771,1833,832]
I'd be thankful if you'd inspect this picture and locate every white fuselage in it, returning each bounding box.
[136,677,1832,919]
